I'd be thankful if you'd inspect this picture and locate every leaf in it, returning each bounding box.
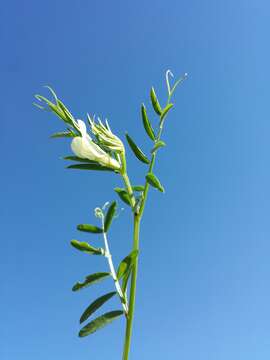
[70,240,103,255]
[125,133,150,164]
[104,201,117,233]
[122,267,132,294]
[57,99,79,130]
[44,85,58,103]
[77,224,103,233]
[79,310,124,337]
[63,156,100,164]
[151,140,166,153]
[57,100,74,120]
[132,185,145,192]
[141,104,155,141]
[80,292,117,324]
[35,95,67,123]
[33,102,46,110]
[146,173,165,193]
[67,164,114,171]
[115,186,144,193]
[160,103,173,120]
[150,87,162,115]
[50,130,77,138]
[117,250,139,280]
[72,272,110,292]
[114,188,131,206]
[36,88,78,128]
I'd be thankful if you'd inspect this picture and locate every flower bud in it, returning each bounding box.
[88,116,125,153]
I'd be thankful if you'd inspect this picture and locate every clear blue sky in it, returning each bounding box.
[2,0,270,359]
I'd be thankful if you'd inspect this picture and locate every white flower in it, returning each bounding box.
[71,120,121,170]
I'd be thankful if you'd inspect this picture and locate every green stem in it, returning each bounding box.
[121,86,182,358]
[120,152,136,209]
[122,214,140,360]
[139,111,167,218]
[121,118,165,359]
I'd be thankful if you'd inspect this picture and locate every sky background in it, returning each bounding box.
[1,0,270,359]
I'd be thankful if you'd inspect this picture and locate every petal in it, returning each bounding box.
[77,120,88,137]
[71,137,85,158]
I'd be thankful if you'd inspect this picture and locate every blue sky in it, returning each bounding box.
[2,0,270,359]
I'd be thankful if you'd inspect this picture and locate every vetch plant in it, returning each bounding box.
[34,70,187,359]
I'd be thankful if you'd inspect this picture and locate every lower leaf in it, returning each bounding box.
[80,292,117,324]
[79,310,124,337]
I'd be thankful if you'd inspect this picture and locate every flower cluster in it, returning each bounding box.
[71,119,122,170]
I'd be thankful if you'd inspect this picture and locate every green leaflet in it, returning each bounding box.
[50,130,77,138]
[132,185,145,192]
[151,140,166,153]
[114,185,144,204]
[146,172,165,193]
[141,104,155,141]
[114,188,132,206]
[117,250,139,280]
[104,201,117,233]
[77,224,103,233]
[72,272,110,292]
[35,94,72,126]
[160,103,174,121]
[125,133,150,164]
[122,266,132,294]
[63,156,100,164]
[115,186,144,193]
[80,292,117,324]
[44,86,58,102]
[150,87,162,115]
[35,88,79,131]
[79,310,124,337]
[57,100,76,126]
[70,240,103,255]
[67,163,114,171]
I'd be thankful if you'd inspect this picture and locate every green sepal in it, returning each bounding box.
[104,201,117,233]
[150,87,162,115]
[141,104,155,141]
[117,250,139,280]
[72,272,110,292]
[70,240,103,255]
[67,164,114,171]
[125,133,150,164]
[79,310,124,337]
[160,103,173,120]
[114,188,132,206]
[146,172,165,193]
[80,292,117,324]
[77,224,103,233]
[151,140,166,153]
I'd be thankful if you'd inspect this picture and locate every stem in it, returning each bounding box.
[139,107,168,218]
[122,172,136,208]
[121,98,170,360]
[121,80,185,358]
[122,214,140,360]
[101,216,129,314]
